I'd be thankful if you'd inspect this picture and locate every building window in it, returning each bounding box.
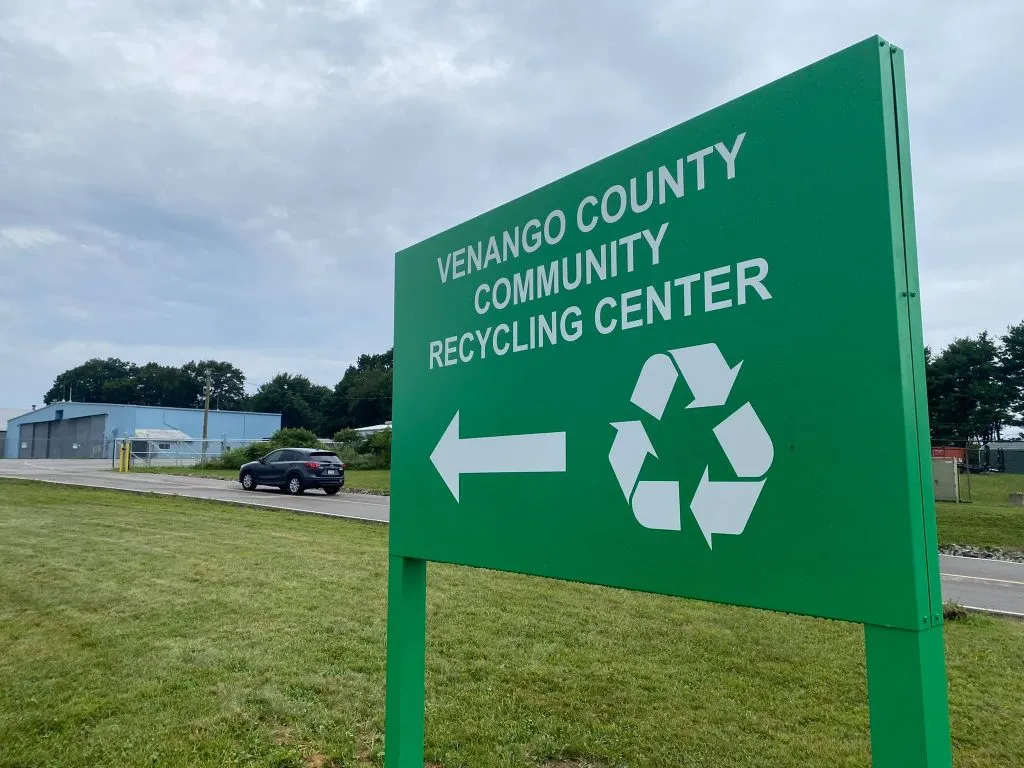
[55,410,63,420]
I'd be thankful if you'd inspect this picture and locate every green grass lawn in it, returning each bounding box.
[936,472,1024,551]
[1,480,1022,767]
[135,465,391,493]
[131,466,1024,550]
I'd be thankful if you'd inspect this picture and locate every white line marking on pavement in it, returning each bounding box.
[942,573,1024,587]
[940,554,1024,567]
[961,605,1024,619]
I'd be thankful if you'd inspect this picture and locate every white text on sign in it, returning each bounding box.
[427,132,766,371]
[428,258,771,369]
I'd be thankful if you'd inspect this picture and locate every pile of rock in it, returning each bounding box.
[940,544,1024,563]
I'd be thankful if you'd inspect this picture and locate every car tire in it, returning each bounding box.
[324,487,340,496]
[240,471,256,491]
[285,474,304,495]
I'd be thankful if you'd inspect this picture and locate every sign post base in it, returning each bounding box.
[384,556,427,768]
[865,624,953,767]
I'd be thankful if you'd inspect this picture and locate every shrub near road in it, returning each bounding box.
[213,428,391,472]
[1,480,1023,767]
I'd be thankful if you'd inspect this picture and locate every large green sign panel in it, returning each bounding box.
[387,37,952,767]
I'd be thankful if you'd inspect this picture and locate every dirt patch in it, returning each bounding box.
[271,726,294,745]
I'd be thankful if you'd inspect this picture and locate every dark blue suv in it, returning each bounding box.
[239,447,345,495]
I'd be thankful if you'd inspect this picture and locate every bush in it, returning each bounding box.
[332,428,362,446]
[211,427,392,472]
[215,442,268,471]
[211,427,323,471]
[364,429,391,466]
[270,427,321,449]
[943,601,970,622]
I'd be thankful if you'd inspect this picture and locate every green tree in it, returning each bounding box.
[1001,321,1024,426]
[248,373,331,433]
[100,378,140,404]
[44,358,137,405]
[181,361,247,410]
[927,332,1011,443]
[322,348,393,434]
[136,363,202,408]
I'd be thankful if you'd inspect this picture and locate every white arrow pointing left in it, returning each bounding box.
[430,411,567,502]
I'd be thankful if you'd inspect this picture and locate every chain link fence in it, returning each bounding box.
[113,437,270,469]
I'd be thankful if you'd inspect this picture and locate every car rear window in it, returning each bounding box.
[310,452,342,464]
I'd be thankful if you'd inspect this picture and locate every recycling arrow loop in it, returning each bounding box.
[608,342,774,548]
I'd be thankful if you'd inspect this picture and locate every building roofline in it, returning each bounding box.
[8,401,282,421]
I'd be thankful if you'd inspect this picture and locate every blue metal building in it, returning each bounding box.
[3,401,281,460]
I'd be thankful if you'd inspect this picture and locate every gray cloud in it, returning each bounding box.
[1,0,1022,407]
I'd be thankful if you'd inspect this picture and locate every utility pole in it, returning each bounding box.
[201,371,212,466]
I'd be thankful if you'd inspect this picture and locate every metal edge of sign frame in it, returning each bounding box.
[881,39,945,630]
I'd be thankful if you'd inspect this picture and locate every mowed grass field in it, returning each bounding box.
[936,471,1024,551]
[138,466,1024,551]
[2,480,1023,768]
[135,466,391,493]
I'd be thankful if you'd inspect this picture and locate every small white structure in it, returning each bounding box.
[931,458,960,503]
[130,428,196,465]
[355,420,392,438]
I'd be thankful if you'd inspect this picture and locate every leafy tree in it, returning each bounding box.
[181,360,247,410]
[136,363,202,408]
[100,378,140,404]
[44,358,138,404]
[927,332,1011,443]
[1001,321,1024,426]
[322,348,393,434]
[248,373,331,433]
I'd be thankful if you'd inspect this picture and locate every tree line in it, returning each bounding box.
[41,318,1023,445]
[927,321,1023,444]
[43,349,393,438]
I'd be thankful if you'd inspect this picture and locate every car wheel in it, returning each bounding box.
[324,487,340,496]
[285,474,304,495]
[240,471,255,491]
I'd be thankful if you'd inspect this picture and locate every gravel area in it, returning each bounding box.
[941,544,1024,563]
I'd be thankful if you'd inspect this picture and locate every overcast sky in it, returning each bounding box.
[1,1,1021,407]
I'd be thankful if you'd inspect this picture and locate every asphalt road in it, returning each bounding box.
[1,459,1021,617]
[939,555,1024,617]
[0,459,389,524]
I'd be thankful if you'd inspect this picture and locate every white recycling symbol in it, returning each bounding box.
[608,342,774,548]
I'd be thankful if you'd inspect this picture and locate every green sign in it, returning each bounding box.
[387,36,952,767]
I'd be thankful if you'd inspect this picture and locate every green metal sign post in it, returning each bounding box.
[388,36,952,766]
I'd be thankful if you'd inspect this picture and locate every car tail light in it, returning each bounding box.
[305,461,320,469]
